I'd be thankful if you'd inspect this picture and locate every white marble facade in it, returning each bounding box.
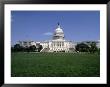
[18,23,99,52]
[40,23,75,52]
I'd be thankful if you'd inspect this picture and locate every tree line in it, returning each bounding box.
[75,42,100,54]
[11,44,43,52]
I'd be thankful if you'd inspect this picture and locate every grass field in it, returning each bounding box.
[11,52,100,77]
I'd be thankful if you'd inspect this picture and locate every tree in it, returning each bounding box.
[97,48,100,54]
[29,45,36,52]
[14,44,23,52]
[89,42,98,53]
[75,43,89,52]
[11,46,14,52]
[38,45,43,52]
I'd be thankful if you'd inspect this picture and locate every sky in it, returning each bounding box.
[11,11,100,45]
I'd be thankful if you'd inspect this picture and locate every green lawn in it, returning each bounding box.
[11,52,100,77]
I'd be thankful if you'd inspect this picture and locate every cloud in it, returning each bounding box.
[43,32,53,36]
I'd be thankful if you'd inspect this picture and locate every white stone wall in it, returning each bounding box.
[18,41,36,47]
[40,42,49,48]
[46,40,74,52]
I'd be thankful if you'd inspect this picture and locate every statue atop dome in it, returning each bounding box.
[57,22,61,28]
[58,22,59,26]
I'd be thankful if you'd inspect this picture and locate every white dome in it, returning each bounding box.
[54,24,64,34]
[53,23,65,40]
[55,27,63,33]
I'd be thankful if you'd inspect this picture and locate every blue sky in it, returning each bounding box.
[11,11,100,45]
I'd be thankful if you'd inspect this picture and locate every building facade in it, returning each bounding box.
[17,23,100,52]
[40,23,75,52]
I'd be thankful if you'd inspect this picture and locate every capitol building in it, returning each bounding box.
[40,23,75,52]
[18,23,76,52]
[18,23,100,52]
